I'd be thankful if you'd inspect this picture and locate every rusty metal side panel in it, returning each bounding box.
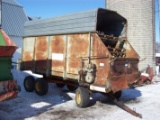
[91,33,111,86]
[35,36,48,73]
[66,34,90,79]
[109,71,140,92]
[124,40,139,58]
[50,35,65,77]
[108,58,140,92]
[21,37,35,70]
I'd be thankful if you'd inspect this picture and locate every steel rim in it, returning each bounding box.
[76,91,81,105]
[25,80,29,88]
[36,82,41,92]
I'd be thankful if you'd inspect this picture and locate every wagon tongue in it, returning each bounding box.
[107,93,142,118]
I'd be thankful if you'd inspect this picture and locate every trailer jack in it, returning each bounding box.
[107,93,142,118]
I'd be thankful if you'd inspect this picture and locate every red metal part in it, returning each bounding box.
[0,46,17,57]
[0,91,18,101]
[0,29,17,57]
[0,80,19,101]
[0,29,17,46]
[136,66,154,85]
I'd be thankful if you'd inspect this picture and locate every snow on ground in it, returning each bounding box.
[0,70,160,120]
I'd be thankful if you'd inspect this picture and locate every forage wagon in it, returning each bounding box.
[21,8,140,108]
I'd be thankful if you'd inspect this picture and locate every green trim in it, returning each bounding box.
[0,32,6,46]
[0,58,13,81]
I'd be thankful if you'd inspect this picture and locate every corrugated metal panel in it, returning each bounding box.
[2,0,28,36]
[107,0,155,70]
[24,8,127,37]
[24,9,97,37]
[2,0,19,6]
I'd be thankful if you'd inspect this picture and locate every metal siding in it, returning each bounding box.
[2,0,19,6]
[24,8,127,37]
[25,26,95,37]
[21,32,140,92]
[24,9,98,37]
[91,33,110,86]
[35,36,48,73]
[22,37,35,70]
[50,35,65,76]
[66,34,90,78]
[2,1,28,36]
[107,0,155,70]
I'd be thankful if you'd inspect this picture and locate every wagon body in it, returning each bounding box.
[21,8,140,95]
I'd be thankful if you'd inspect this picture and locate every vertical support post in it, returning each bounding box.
[33,37,37,73]
[88,32,91,64]
[63,35,68,80]
[46,36,51,76]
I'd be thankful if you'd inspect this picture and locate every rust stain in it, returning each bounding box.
[91,33,110,86]
[124,41,139,58]
[67,34,89,74]
[35,36,48,53]
[36,52,47,60]
[50,35,65,72]
[23,51,33,61]
[52,60,64,72]
[108,58,140,92]
[22,51,34,69]
[91,33,110,57]
[67,58,81,74]
[34,36,48,71]
[50,35,65,53]
[68,34,89,57]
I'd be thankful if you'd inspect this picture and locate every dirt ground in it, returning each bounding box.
[0,70,160,120]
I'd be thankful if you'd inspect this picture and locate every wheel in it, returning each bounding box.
[23,76,35,92]
[67,84,78,91]
[56,83,65,88]
[35,78,48,96]
[75,87,90,108]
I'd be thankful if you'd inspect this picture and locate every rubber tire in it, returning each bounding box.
[56,83,65,88]
[24,76,35,92]
[75,87,90,108]
[35,78,48,96]
[67,84,78,91]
